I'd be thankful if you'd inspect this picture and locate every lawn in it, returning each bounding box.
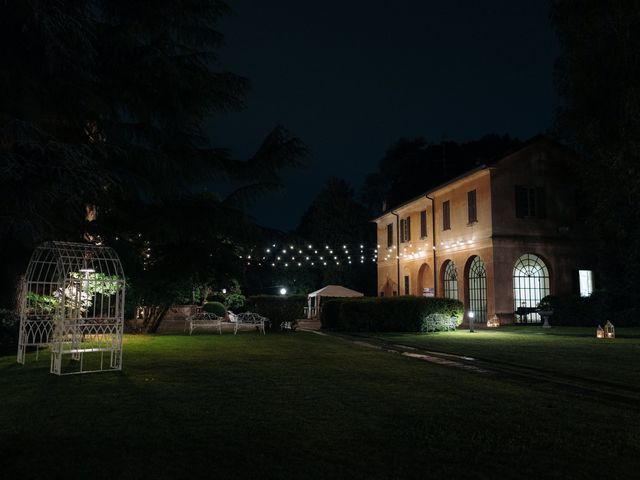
[1,332,638,479]
[371,326,640,388]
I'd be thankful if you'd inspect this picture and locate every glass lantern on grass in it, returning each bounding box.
[604,320,615,339]
[596,325,604,339]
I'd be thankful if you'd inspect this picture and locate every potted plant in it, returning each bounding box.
[537,296,555,328]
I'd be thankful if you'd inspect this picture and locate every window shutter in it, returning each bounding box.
[399,219,405,242]
[406,217,411,241]
[387,223,393,247]
[515,186,527,218]
[536,187,546,218]
[443,201,451,230]
[420,210,427,237]
[468,190,477,223]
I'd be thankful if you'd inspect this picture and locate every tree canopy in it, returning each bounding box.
[551,0,640,307]
[0,1,307,315]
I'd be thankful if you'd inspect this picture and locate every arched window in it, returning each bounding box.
[468,256,487,323]
[443,260,458,300]
[513,253,550,323]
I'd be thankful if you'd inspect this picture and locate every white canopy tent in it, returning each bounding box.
[306,285,364,318]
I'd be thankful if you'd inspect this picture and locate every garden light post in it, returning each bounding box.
[468,310,475,333]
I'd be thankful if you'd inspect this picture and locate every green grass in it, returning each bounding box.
[1,332,639,479]
[372,326,640,388]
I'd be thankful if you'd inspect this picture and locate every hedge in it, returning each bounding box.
[320,296,464,332]
[541,292,637,326]
[245,295,306,331]
[202,301,226,317]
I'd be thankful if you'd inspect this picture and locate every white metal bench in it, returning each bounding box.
[186,312,223,335]
[234,312,269,335]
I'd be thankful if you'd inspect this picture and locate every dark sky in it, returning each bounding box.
[207,0,560,231]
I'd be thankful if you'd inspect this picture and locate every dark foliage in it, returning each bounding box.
[540,292,632,327]
[0,309,19,352]
[0,1,307,318]
[320,296,464,332]
[551,1,640,317]
[202,301,226,317]
[245,295,306,331]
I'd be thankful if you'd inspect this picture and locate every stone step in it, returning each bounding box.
[297,318,321,331]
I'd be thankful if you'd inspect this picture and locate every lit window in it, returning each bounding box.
[579,270,593,297]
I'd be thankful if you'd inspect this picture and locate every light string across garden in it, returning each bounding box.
[240,243,380,268]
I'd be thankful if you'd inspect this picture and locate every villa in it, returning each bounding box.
[373,136,594,325]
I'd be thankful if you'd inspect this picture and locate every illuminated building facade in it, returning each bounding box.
[373,136,593,325]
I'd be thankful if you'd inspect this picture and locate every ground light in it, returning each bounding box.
[468,310,475,333]
[279,288,287,295]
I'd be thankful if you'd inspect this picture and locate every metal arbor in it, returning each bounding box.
[17,241,126,375]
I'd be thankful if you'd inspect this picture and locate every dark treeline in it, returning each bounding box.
[0,1,307,330]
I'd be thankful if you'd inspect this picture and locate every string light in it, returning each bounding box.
[238,242,383,270]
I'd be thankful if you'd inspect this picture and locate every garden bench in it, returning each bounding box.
[234,312,269,335]
[186,312,223,335]
[423,313,457,332]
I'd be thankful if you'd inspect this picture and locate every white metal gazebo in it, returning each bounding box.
[17,241,126,375]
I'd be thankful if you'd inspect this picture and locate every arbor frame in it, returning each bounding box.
[17,241,126,375]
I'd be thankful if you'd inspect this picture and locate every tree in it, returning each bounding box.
[0,1,307,312]
[551,0,640,309]
[296,177,376,294]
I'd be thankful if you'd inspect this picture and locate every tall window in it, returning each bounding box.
[513,254,550,323]
[420,210,427,238]
[579,270,593,297]
[442,200,451,230]
[468,190,477,223]
[515,186,546,218]
[468,256,487,323]
[404,275,410,295]
[400,217,411,243]
[443,260,458,300]
[387,223,393,247]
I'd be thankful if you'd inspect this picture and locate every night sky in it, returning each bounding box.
[207,0,559,231]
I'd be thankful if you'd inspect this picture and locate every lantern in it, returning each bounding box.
[596,325,604,339]
[604,320,615,338]
[487,315,500,328]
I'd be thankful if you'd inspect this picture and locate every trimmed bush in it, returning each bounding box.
[245,295,306,331]
[320,296,463,332]
[542,291,615,326]
[202,301,226,317]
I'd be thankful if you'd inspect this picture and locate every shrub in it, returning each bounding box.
[245,295,306,331]
[320,296,463,332]
[0,309,19,352]
[202,301,226,317]
[224,292,246,312]
[542,292,610,326]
